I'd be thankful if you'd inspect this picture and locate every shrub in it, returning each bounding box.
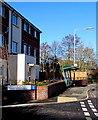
[22,81,35,85]
[22,81,50,86]
[36,81,50,86]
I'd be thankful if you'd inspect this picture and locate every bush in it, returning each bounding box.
[22,81,35,85]
[36,81,50,86]
[22,81,50,86]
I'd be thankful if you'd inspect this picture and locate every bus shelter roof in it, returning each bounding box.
[62,65,79,71]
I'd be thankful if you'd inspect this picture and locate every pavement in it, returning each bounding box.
[13,83,97,105]
[58,84,97,102]
[2,83,97,106]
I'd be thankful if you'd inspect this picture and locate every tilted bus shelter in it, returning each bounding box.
[62,65,79,87]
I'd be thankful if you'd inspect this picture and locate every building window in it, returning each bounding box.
[24,23,31,34]
[12,14,18,26]
[34,30,37,38]
[0,5,5,17]
[34,49,36,57]
[23,44,27,54]
[24,23,27,31]
[0,34,4,46]
[12,41,17,53]
[28,46,31,55]
[24,23,29,32]
[29,25,31,34]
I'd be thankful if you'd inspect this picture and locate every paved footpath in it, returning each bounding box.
[59,84,97,100]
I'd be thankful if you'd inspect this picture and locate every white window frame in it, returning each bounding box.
[0,34,4,47]
[12,41,17,53]
[12,14,18,26]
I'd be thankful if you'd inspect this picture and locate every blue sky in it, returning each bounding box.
[6,0,97,2]
[8,2,96,52]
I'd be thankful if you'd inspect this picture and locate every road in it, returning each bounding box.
[1,98,98,120]
[1,84,98,120]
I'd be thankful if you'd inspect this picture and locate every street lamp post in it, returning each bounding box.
[74,28,76,66]
[73,27,94,66]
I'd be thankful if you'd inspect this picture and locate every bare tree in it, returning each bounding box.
[76,43,84,71]
[40,42,51,72]
[83,47,96,72]
[76,44,96,72]
[61,34,80,60]
[40,37,96,74]
[50,41,62,60]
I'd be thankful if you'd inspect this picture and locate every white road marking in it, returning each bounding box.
[82,108,88,111]
[81,104,86,107]
[91,108,97,112]
[84,112,90,116]
[94,112,98,117]
[89,105,95,108]
[80,102,85,104]
[88,103,93,105]
[87,100,92,103]
[0,102,58,108]
[86,117,92,120]
[80,100,98,119]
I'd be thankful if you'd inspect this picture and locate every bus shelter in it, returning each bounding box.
[62,65,79,87]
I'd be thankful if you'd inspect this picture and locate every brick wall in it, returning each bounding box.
[36,81,66,100]
[3,81,66,105]
[37,86,48,100]
[48,81,66,98]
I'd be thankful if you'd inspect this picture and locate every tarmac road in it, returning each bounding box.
[1,84,98,120]
[2,98,98,120]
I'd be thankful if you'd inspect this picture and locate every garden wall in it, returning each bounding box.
[3,81,66,105]
[48,81,66,98]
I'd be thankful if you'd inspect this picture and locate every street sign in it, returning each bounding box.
[31,85,36,90]
[7,85,36,90]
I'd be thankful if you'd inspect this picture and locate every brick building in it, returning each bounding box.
[0,1,42,85]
